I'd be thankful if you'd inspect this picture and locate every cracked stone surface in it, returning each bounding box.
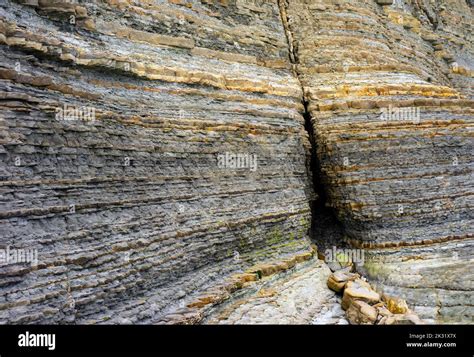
[0,0,313,324]
[203,258,348,325]
[282,0,473,323]
[0,0,472,325]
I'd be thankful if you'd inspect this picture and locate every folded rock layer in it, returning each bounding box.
[0,0,314,324]
[283,0,473,323]
[0,0,472,325]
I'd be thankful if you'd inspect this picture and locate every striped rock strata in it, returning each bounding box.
[0,0,472,325]
[0,0,316,324]
[283,0,473,323]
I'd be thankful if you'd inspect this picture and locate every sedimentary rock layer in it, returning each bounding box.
[202,256,341,325]
[1,0,472,326]
[0,0,315,324]
[283,0,473,323]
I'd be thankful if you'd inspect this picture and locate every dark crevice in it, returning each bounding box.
[302,99,347,253]
[277,0,347,254]
[302,99,320,235]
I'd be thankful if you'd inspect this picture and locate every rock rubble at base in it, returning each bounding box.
[327,268,424,325]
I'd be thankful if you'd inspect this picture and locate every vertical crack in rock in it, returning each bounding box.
[282,0,474,324]
[277,0,347,253]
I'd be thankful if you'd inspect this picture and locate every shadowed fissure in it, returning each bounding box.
[277,0,347,255]
[272,0,428,326]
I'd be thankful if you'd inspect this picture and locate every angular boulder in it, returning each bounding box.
[327,270,360,293]
[346,300,378,325]
[341,280,381,310]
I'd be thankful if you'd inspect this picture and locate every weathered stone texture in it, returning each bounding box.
[283,0,473,323]
[202,257,339,325]
[1,0,472,325]
[0,0,314,324]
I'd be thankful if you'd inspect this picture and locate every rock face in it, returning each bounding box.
[0,0,314,324]
[283,0,473,323]
[0,0,473,325]
[202,257,339,325]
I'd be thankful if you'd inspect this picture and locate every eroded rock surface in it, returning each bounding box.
[203,257,348,325]
[0,0,314,324]
[283,0,473,323]
[0,0,472,325]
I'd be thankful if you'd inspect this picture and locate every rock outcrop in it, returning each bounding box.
[0,0,314,324]
[202,255,339,325]
[283,0,473,323]
[0,0,472,325]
